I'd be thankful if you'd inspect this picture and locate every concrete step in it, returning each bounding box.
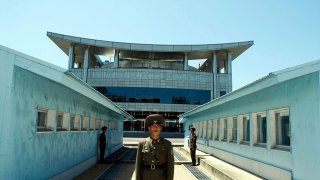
[177,147,263,180]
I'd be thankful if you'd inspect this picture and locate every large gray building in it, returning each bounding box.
[48,32,253,132]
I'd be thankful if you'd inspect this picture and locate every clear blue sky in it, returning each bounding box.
[1,0,319,90]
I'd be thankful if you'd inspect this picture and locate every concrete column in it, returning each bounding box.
[114,49,119,68]
[250,113,257,147]
[184,53,188,70]
[212,52,217,100]
[68,45,74,69]
[227,51,232,92]
[237,115,243,144]
[267,110,276,150]
[83,47,89,82]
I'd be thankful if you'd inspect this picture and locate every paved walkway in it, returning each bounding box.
[76,138,261,180]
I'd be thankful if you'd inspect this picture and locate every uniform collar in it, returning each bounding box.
[149,137,161,143]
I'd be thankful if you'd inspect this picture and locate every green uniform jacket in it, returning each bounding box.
[135,137,174,180]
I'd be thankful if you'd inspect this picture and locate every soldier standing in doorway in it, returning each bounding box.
[189,127,197,166]
[99,126,107,163]
[135,114,174,180]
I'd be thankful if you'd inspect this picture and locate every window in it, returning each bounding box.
[257,113,267,144]
[95,119,101,130]
[207,120,213,139]
[217,119,220,141]
[71,115,80,131]
[94,86,211,105]
[37,108,56,132]
[57,112,67,131]
[242,115,250,143]
[199,122,203,138]
[213,120,218,140]
[204,121,208,138]
[101,120,108,130]
[37,109,50,132]
[275,110,290,147]
[231,116,237,142]
[196,122,200,137]
[220,91,226,96]
[222,118,227,141]
[82,116,89,131]
[90,117,95,130]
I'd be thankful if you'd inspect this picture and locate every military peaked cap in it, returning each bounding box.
[145,114,165,127]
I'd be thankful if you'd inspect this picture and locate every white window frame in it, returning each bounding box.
[37,108,50,132]
[274,108,290,151]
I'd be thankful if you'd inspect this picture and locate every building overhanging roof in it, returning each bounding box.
[179,58,320,123]
[47,31,253,60]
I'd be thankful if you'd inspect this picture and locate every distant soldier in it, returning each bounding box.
[99,126,107,163]
[189,127,197,166]
[135,114,174,180]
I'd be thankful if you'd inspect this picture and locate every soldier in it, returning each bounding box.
[135,114,174,180]
[189,127,197,166]
[99,126,107,163]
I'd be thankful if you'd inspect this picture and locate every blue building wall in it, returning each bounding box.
[0,46,130,179]
[181,61,320,179]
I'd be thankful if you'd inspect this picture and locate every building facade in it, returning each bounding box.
[179,59,320,179]
[47,32,253,132]
[0,45,132,179]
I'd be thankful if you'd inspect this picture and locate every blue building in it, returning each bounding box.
[179,59,320,179]
[0,45,132,179]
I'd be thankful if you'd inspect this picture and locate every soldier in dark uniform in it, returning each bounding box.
[135,114,174,180]
[99,126,107,163]
[189,127,197,166]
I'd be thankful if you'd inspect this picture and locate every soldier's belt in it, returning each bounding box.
[143,164,165,170]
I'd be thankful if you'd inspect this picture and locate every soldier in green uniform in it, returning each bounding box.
[135,114,174,180]
[189,127,197,166]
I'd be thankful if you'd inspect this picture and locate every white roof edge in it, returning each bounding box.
[0,44,67,73]
[1,45,133,119]
[180,59,320,118]
[47,31,253,52]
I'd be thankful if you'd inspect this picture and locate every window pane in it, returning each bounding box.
[37,112,46,127]
[276,111,290,146]
[260,117,267,143]
[93,86,211,105]
[57,114,63,128]
[281,116,290,146]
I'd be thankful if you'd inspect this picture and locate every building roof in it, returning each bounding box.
[0,45,133,120]
[179,58,320,122]
[47,31,253,61]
